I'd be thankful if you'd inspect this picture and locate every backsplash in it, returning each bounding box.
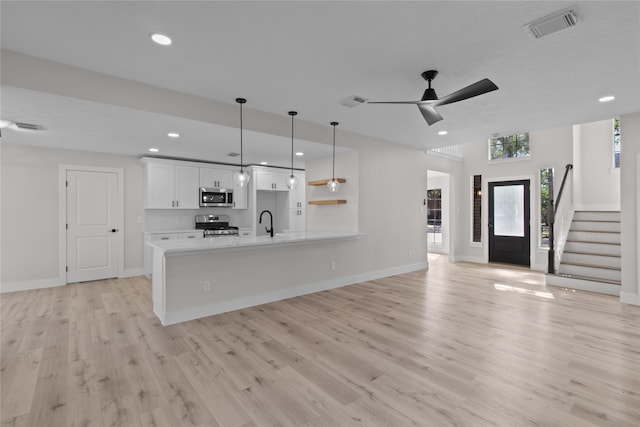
[144,208,249,232]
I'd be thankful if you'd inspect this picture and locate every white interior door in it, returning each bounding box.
[66,170,119,283]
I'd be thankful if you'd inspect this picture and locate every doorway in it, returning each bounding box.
[488,180,530,266]
[62,166,124,283]
[427,170,450,254]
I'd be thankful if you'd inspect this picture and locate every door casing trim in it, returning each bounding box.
[59,165,125,284]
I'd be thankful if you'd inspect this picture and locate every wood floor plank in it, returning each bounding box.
[2,256,639,426]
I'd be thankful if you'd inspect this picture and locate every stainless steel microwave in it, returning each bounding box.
[199,188,233,207]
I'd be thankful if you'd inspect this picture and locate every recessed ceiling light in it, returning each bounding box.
[260,161,268,165]
[438,130,448,135]
[598,95,615,103]
[167,132,180,138]
[150,33,172,46]
[295,152,304,156]
[148,148,159,152]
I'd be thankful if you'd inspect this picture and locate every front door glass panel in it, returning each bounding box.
[493,184,524,237]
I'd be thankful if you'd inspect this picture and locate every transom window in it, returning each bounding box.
[489,133,530,160]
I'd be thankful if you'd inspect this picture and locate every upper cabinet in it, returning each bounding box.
[199,167,232,189]
[143,158,248,210]
[256,170,289,191]
[144,162,199,209]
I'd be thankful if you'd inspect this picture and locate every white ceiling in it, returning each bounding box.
[1,1,638,164]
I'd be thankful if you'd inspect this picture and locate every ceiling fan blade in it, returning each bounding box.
[434,78,498,107]
[418,104,443,126]
[368,100,423,104]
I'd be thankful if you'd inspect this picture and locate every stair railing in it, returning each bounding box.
[547,164,573,274]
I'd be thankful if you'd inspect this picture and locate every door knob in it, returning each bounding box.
[110,228,119,233]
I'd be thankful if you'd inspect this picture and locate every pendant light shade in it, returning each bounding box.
[287,111,299,190]
[233,98,251,187]
[327,121,340,193]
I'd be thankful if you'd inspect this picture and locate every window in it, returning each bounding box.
[489,133,530,160]
[472,175,482,243]
[614,117,620,168]
[539,168,553,248]
[427,189,442,245]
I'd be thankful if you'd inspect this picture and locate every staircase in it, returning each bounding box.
[546,211,621,295]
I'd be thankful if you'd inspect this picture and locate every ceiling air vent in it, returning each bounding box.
[14,122,43,131]
[340,95,369,108]
[226,152,240,157]
[524,6,579,39]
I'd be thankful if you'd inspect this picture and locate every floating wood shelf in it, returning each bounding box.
[307,178,346,186]
[308,199,347,205]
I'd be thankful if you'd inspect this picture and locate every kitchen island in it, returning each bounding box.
[147,231,364,325]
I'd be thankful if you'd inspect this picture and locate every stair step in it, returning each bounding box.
[573,211,620,222]
[564,241,621,256]
[546,273,621,296]
[570,221,620,232]
[559,263,621,281]
[567,230,621,244]
[562,252,621,268]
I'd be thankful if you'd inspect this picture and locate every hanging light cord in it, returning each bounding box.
[290,114,294,175]
[331,122,338,180]
[239,101,244,172]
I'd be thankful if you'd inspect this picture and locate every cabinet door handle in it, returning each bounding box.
[187,236,195,239]
[160,237,170,240]
[171,200,175,207]
[176,200,179,207]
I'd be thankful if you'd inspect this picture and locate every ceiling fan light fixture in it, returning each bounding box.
[422,88,438,102]
[233,98,251,187]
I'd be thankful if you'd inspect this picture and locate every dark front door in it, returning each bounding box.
[489,180,530,266]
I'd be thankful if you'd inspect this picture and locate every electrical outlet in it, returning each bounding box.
[330,261,336,270]
[203,280,211,292]
[137,216,142,224]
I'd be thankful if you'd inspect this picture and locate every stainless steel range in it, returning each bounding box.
[195,215,239,237]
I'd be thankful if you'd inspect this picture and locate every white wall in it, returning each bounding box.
[455,126,574,270]
[619,112,640,305]
[0,144,144,287]
[573,119,621,210]
[305,150,359,232]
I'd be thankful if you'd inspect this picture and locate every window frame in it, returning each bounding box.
[488,133,530,161]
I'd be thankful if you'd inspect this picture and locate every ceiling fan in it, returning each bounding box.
[368,70,498,126]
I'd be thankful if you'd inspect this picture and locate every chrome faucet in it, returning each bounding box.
[259,210,274,237]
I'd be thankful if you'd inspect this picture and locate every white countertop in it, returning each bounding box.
[144,229,200,234]
[147,230,362,256]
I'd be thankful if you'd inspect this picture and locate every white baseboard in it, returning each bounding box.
[159,261,429,326]
[620,291,640,305]
[1,267,145,293]
[1,276,65,293]
[120,268,145,278]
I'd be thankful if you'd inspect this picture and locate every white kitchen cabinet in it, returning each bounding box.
[232,179,248,209]
[289,208,306,231]
[288,171,306,210]
[256,170,289,191]
[199,167,233,189]
[145,162,199,209]
[179,232,204,240]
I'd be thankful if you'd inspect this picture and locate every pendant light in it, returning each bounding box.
[233,98,250,187]
[286,111,299,190]
[327,121,340,192]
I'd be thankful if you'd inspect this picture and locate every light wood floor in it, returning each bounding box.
[2,254,639,427]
